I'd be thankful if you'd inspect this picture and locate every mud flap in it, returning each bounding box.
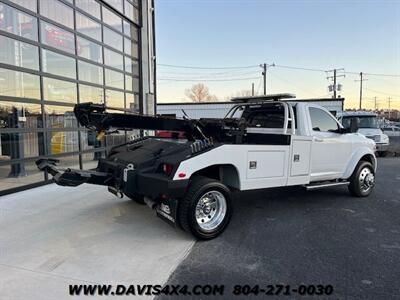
[156,198,178,227]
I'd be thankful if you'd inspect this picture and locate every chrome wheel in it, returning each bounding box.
[195,190,227,232]
[359,167,374,193]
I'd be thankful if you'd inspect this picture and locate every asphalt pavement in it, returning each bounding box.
[160,158,400,300]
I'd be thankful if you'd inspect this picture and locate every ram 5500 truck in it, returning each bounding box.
[36,94,377,239]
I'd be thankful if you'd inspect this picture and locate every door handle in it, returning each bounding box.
[314,137,324,142]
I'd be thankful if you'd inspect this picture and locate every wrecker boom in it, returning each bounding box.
[74,102,205,140]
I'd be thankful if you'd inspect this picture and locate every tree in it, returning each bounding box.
[185,83,218,102]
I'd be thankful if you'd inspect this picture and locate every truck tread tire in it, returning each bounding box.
[178,176,232,240]
[348,161,375,197]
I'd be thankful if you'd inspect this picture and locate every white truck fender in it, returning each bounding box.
[342,147,377,179]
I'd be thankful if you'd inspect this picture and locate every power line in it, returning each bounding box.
[157,76,261,82]
[346,71,400,78]
[271,64,326,72]
[270,72,321,97]
[159,63,400,77]
[157,63,259,70]
[157,70,260,80]
[363,87,400,98]
[157,68,260,76]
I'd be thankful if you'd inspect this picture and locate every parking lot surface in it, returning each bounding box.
[0,184,194,300]
[160,158,400,300]
[1,158,398,300]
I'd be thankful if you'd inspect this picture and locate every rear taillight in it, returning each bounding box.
[162,163,174,176]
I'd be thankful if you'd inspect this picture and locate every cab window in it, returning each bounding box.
[247,110,284,128]
[309,107,339,132]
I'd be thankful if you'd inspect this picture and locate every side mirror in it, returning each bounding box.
[349,117,359,133]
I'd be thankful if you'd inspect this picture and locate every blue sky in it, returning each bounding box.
[155,0,400,109]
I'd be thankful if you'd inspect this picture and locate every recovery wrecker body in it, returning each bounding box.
[37,94,377,239]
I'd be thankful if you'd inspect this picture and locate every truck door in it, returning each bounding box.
[308,106,352,181]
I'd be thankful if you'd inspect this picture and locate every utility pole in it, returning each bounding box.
[355,72,367,110]
[260,63,267,95]
[251,83,255,96]
[326,68,345,99]
[333,69,337,99]
[388,97,391,119]
[374,96,377,111]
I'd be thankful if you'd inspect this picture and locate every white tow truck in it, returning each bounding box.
[37,94,377,239]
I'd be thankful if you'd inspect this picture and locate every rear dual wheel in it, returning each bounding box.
[178,176,233,240]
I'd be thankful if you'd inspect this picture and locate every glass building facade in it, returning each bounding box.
[0,0,155,194]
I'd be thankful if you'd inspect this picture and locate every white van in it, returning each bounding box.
[337,111,389,156]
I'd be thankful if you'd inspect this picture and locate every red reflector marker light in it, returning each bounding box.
[163,163,173,175]
[178,172,186,178]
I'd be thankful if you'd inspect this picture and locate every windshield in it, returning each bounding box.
[342,116,378,128]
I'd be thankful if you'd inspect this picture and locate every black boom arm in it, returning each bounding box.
[74,103,204,140]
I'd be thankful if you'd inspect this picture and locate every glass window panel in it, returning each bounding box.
[56,154,80,169]
[104,48,123,70]
[9,0,37,12]
[78,60,103,85]
[105,89,124,108]
[103,27,123,52]
[0,35,39,70]
[125,74,132,92]
[0,102,42,129]
[124,1,139,24]
[0,132,44,160]
[0,68,40,99]
[0,3,38,41]
[102,6,122,32]
[76,12,101,41]
[43,105,78,128]
[105,69,123,90]
[40,21,75,54]
[309,107,339,132]
[42,49,76,79]
[43,77,77,104]
[81,132,105,151]
[124,40,138,58]
[125,93,138,111]
[124,56,139,75]
[79,84,104,104]
[82,151,105,168]
[133,77,139,93]
[123,20,138,41]
[0,161,44,191]
[105,131,125,146]
[124,56,131,73]
[48,131,79,154]
[77,36,103,63]
[123,37,131,56]
[39,0,73,29]
[75,0,100,19]
[103,0,123,13]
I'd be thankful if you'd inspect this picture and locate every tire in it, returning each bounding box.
[178,176,232,240]
[348,161,375,197]
[126,193,145,205]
